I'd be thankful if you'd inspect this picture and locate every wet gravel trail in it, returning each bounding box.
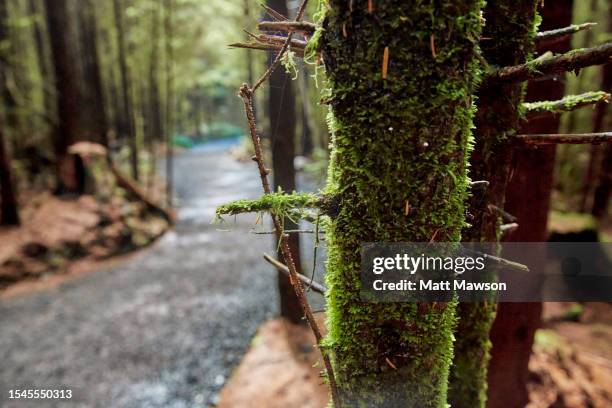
[0,145,287,407]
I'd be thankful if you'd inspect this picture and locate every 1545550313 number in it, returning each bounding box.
[8,389,72,399]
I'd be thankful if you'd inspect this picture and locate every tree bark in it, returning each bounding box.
[113,0,138,180]
[164,0,174,207]
[590,1,612,219]
[43,0,84,194]
[320,1,482,405]
[487,3,574,408]
[449,2,538,407]
[267,0,303,325]
[27,0,54,133]
[78,0,108,146]
[0,124,19,226]
[0,0,18,225]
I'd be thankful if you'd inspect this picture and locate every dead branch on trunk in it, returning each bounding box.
[536,22,597,48]
[263,253,327,294]
[515,132,612,145]
[260,4,286,22]
[488,204,518,223]
[484,42,612,85]
[229,41,305,57]
[225,2,341,403]
[257,20,316,35]
[500,223,519,233]
[524,91,610,119]
[215,192,338,218]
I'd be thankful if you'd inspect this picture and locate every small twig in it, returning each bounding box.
[487,204,518,223]
[480,252,530,273]
[251,229,324,235]
[500,223,519,233]
[469,180,490,189]
[260,4,287,22]
[484,42,612,86]
[229,41,305,57]
[524,91,610,119]
[515,132,612,145]
[252,0,309,92]
[263,253,327,295]
[536,22,597,47]
[257,20,316,35]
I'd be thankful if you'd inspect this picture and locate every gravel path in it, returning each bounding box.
[0,145,285,407]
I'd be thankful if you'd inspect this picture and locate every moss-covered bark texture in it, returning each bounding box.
[319,1,483,406]
[449,2,539,408]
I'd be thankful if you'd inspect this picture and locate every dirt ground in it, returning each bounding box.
[0,192,169,291]
[218,303,612,408]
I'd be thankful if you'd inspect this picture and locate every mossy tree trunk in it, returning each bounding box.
[320,1,483,406]
[449,1,539,407]
[486,3,574,408]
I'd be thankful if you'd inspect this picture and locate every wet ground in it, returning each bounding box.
[0,144,322,407]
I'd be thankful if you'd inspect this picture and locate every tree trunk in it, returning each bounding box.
[298,61,313,157]
[590,1,612,219]
[164,0,174,207]
[0,126,19,226]
[486,3,574,408]
[0,0,18,225]
[267,0,303,325]
[320,1,482,405]
[27,0,54,135]
[78,0,108,146]
[43,0,84,194]
[449,2,538,407]
[113,0,138,180]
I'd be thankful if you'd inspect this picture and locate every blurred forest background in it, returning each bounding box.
[0,0,609,407]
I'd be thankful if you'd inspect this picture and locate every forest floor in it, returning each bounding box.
[0,191,169,294]
[218,302,612,408]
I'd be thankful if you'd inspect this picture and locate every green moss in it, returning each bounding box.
[216,191,322,218]
[524,91,610,115]
[319,1,484,406]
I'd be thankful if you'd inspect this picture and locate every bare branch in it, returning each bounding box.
[251,0,309,92]
[260,4,287,22]
[236,58,341,407]
[536,22,597,48]
[515,132,612,145]
[469,180,489,189]
[487,204,518,223]
[484,42,612,85]
[229,41,304,57]
[257,21,316,35]
[263,253,327,295]
[524,91,610,119]
[500,223,519,233]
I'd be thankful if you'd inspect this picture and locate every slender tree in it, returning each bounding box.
[44,0,84,194]
[319,1,482,405]
[590,1,612,218]
[146,0,164,193]
[164,0,174,206]
[78,0,108,146]
[449,2,539,407]
[27,0,54,133]
[113,0,138,180]
[267,0,303,324]
[486,3,574,407]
